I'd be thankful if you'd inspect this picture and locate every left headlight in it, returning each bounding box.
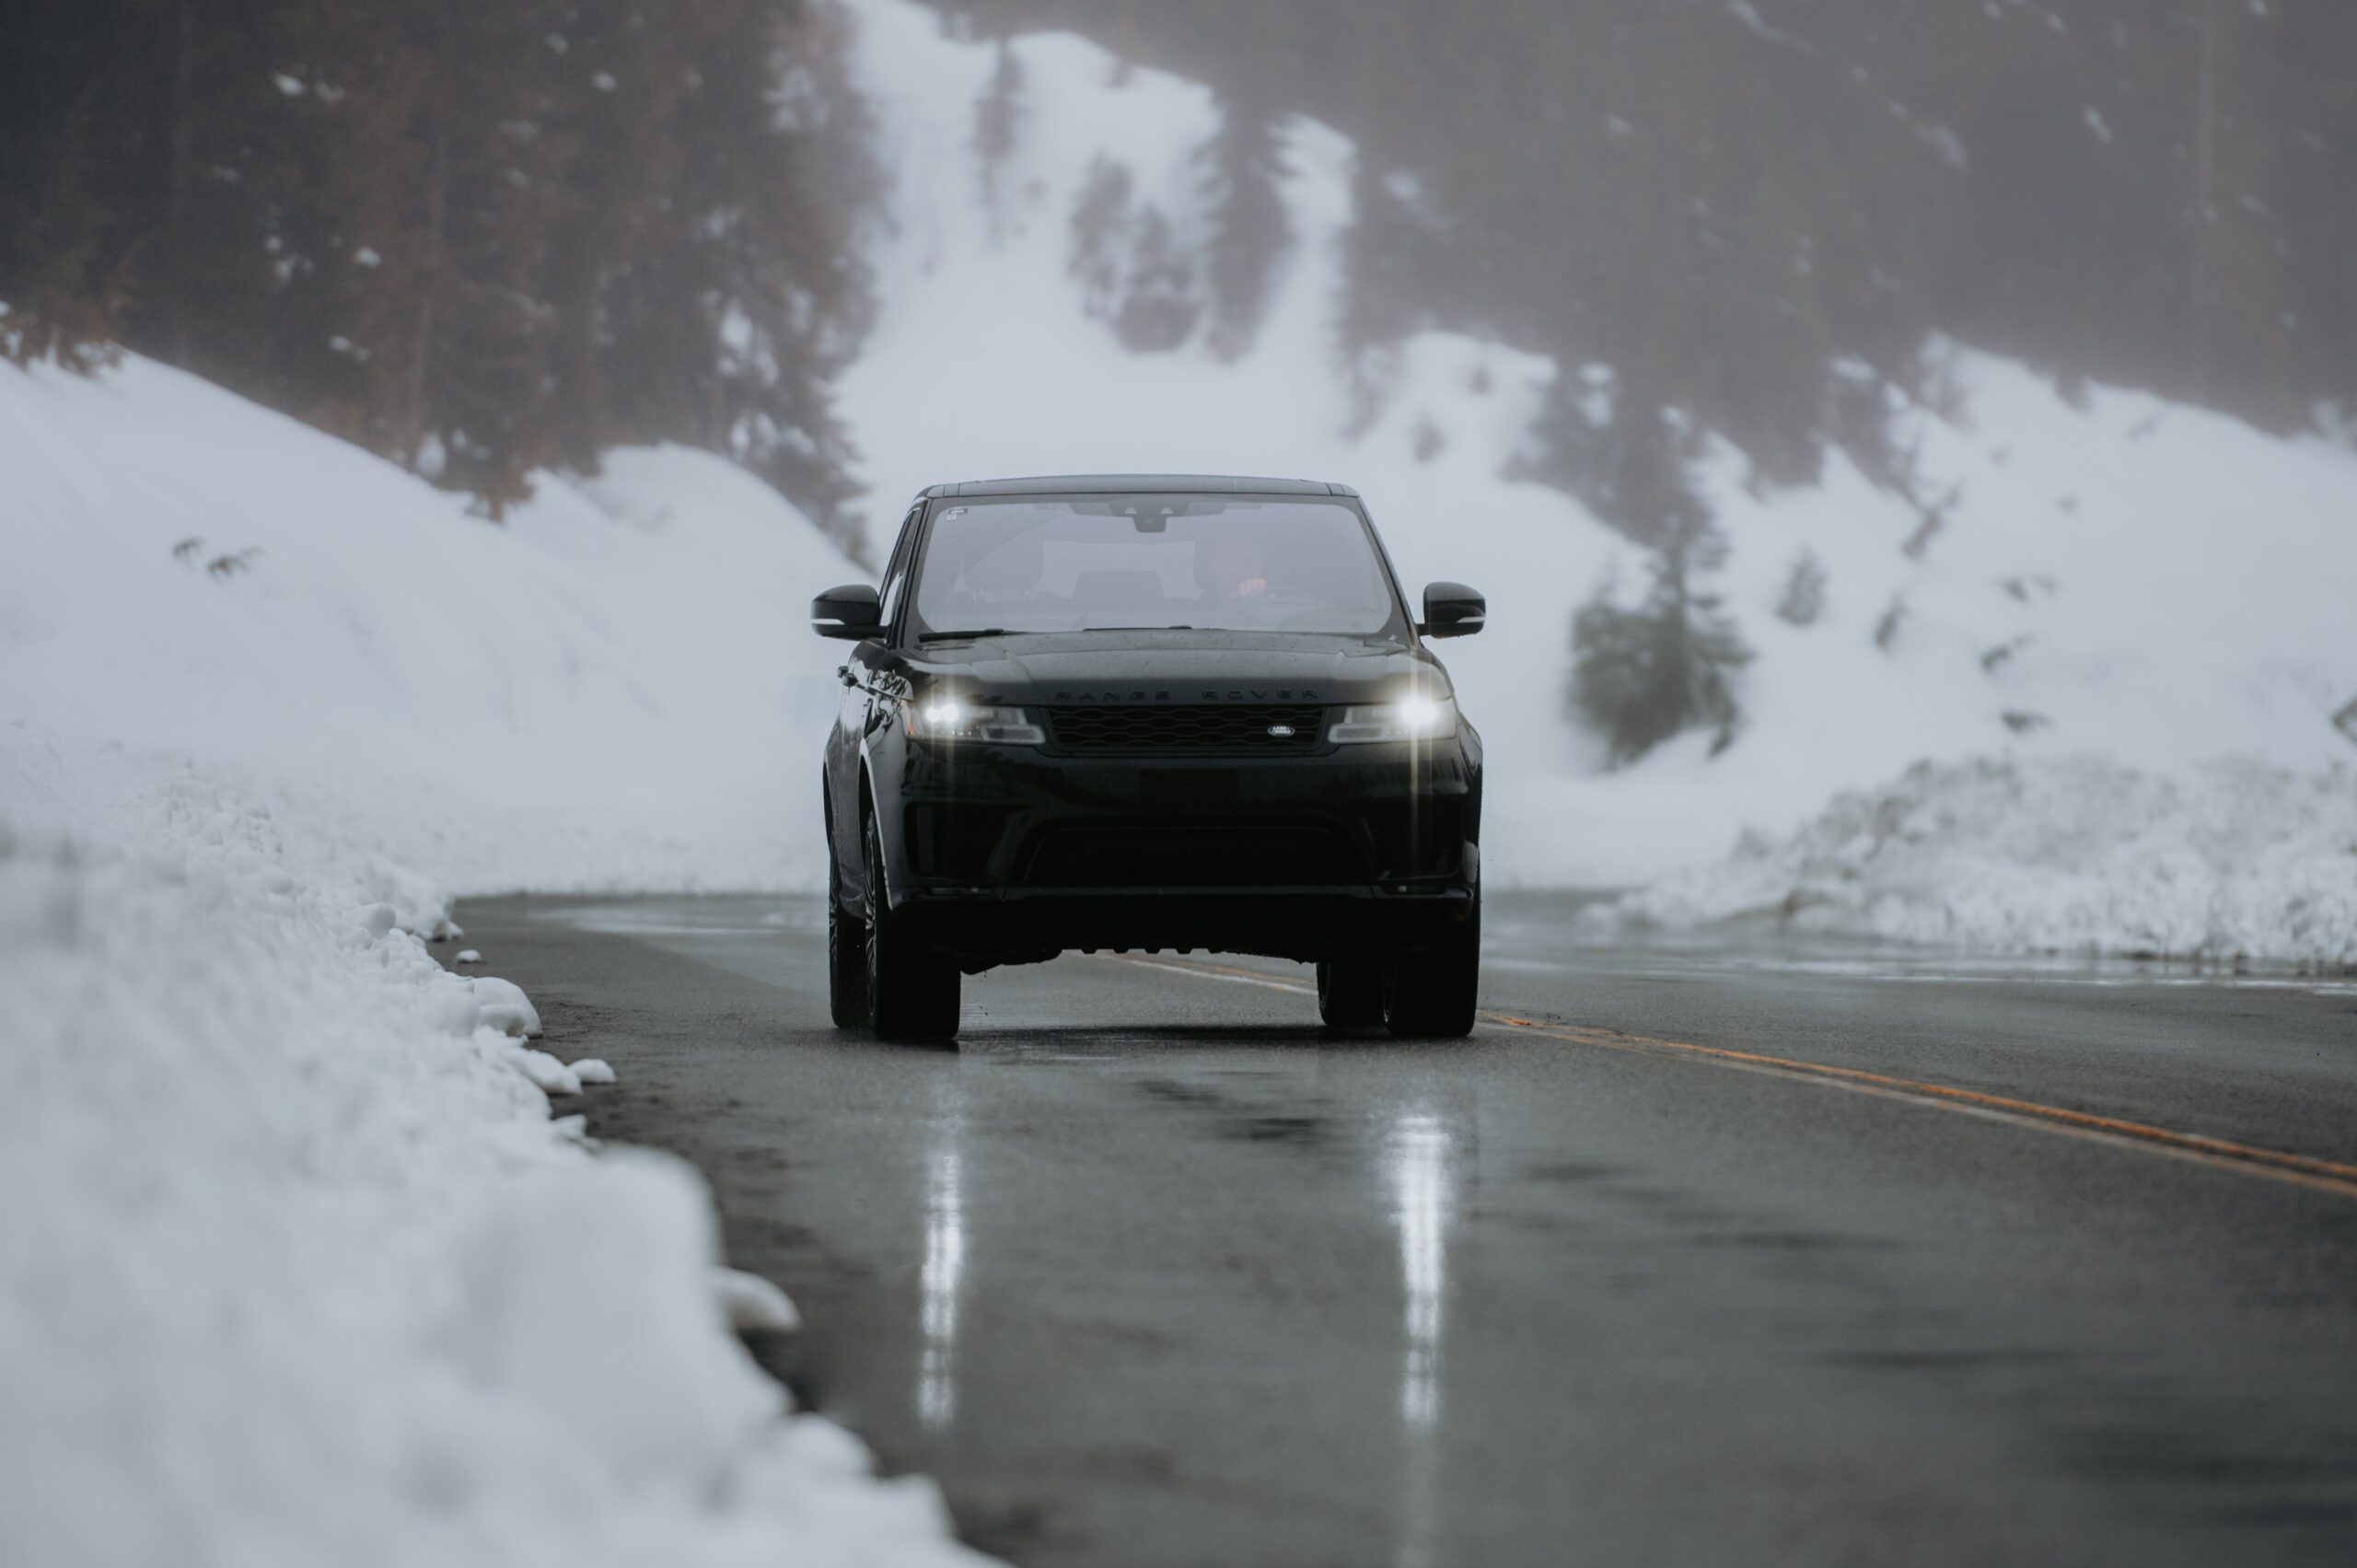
[1329,695,1459,744]
[900,698,1046,745]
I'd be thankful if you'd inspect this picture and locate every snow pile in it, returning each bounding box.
[1597,756,2357,969]
[837,0,2357,889]
[0,723,986,1567]
[0,352,861,897]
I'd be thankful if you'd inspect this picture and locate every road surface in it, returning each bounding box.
[447,894,2357,1567]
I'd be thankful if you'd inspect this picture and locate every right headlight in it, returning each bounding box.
[1329,695,1459,744]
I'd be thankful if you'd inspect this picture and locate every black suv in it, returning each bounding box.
[814,474,1485,1041]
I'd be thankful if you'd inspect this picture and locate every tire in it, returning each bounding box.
[827,832,868,1029]
[863,809,961,1041]
[1385,898,1480,1040]
[1317,957,1387,1029]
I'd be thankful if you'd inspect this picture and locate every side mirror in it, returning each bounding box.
[811,583,882,640]
[1422,581,1485,639]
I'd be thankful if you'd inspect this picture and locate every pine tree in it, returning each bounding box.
[598,0,872,545]
[1069,157,1132,318]
[1111,207,1198,353]
[1555,395,1754,762]
[1197,94,1288,360]
[0,76,119,370]
[536,0,707,473]
[1569,540,1753,766]
[1774,549,1828,628]
[403,0,571,513]
[973,41,1026,244]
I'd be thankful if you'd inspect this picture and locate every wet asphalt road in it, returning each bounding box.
[448,895,2357,1568]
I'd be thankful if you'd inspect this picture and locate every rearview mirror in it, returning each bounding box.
[811,583,882,640]
[1422,581,1485,639]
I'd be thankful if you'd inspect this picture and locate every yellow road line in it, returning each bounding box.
[1116,957,2357,1202]
[1488,1015,2357,1201]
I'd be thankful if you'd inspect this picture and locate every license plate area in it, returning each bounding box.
[1141,769,1239,808]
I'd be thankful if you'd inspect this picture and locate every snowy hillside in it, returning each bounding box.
[835,0,2357,912]
[0,352,859,895]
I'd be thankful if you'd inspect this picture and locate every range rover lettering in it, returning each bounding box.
[815,474,1484,1041]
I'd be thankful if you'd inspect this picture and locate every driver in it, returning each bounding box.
[1201,532,1270,602]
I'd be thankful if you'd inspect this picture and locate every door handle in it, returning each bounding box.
[838,666,857,688]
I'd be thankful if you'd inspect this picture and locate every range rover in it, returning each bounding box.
[814,474,1484,1041]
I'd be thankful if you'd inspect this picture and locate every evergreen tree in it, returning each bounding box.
[0,44,118,372]
[535,0,705,473]
[973,41,1026,244]
[1068,157,1133,319]
[1197,95,1288,360]
[1774,549,1828,628]
[1111,207,1198,353]
[1552,395,1755,761]
[600,0,872,544]
[1570,544,1752,766]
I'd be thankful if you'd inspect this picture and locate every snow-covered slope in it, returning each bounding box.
[0,351,856,896]
[836,0,2357,901]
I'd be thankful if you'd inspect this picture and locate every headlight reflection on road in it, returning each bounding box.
[1391,1109,1456,1568]
[1393,1109,1452,1428]
[918,1117,966,1432]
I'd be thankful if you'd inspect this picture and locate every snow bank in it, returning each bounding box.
[0,723,987,1567]
[1595,756,2357,970]
[0,352,861,897]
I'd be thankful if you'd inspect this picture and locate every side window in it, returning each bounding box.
[875,505,924,635]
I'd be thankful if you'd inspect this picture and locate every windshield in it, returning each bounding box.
[909,494,1403,639]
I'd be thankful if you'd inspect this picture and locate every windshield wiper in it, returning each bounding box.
[915,628,1028,644]
[1081,625,1197,633]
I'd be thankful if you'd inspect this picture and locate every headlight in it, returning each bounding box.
[900,698,1045,744]
[1329,695,1459,744]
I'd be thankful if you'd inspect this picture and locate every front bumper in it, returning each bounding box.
[872,737,1480,967]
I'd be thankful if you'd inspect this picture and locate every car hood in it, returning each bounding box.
[901,631,1448,706]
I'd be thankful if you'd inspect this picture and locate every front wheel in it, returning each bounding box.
[1385,899,1480,1039]
[863,811,961,1041]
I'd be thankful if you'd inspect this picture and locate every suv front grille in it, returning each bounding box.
[1045,704,1325,753]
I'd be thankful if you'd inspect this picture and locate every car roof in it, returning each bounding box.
[918,473,1360,500]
